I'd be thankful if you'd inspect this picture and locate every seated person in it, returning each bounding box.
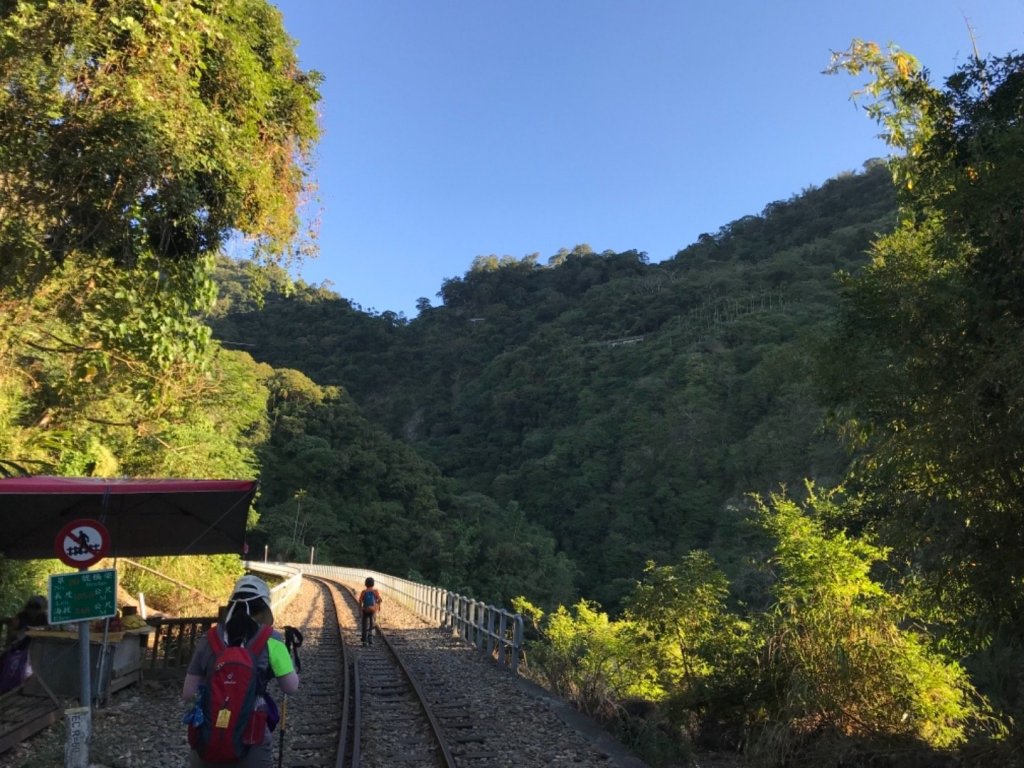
[0,595,46,693]
[17,596,48,630]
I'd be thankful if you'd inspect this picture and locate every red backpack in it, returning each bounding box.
[187,624,272,763]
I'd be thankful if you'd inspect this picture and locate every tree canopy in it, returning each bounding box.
[0,0,321,367]
[0,0,320,611]
[822,44,1024,644]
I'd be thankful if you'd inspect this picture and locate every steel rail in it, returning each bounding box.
[350,657,362,767]
[375,623,458,768]
[305,576,353,768]
[336,582,456,768]
[332,580,353,768]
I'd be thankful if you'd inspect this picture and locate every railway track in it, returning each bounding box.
[0,575,642,767]
[333,580,455,768]
[301,574,516,767]
[275,576,347,767]
[290,575,456,767]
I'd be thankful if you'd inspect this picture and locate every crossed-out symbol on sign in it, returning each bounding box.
[55,518,109,568]
[66,530,100,557]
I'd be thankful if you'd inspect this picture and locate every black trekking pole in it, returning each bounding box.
[278,626,303,768]
[284,625,303,673]
[277,695,287,768]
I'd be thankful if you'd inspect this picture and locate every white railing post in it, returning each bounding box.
[475,601,486,651]
[511,614,524,675]
[498,612,508,666]
[487,609,497,657]
[461,596,471,642]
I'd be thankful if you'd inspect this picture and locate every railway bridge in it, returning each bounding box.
[0,563,650,768]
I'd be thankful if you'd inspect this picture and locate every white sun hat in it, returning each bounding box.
[223,574,273,627]
[231,574,271,602]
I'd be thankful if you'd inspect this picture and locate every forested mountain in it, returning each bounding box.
[250,366,576,605]
[211,161,897,609]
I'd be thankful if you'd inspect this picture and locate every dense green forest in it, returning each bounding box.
[211,161,896,610]
[3,4,1024,763]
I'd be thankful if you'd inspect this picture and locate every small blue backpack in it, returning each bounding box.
[361,590,378,614]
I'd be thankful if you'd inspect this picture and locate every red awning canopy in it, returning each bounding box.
[0,476,258,560]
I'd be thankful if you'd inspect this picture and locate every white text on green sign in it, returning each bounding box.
[48,568,118,624]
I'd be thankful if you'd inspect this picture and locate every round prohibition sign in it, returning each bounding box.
[55,518,110,568]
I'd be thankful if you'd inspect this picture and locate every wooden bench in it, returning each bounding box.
[0,672,62,754]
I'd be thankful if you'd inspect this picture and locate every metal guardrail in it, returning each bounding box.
[250,562,524,675]
[142,564,304,675]
[243,561,304,613]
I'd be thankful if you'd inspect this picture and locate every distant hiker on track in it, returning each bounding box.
[182,575,299,767]
[358,577,383,646]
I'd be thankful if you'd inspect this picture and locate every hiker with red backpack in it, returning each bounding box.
[357,576,383,646]
[181,575,299,767]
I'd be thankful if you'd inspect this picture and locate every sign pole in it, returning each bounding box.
[53,518,112,768]
[76,565,93,716]
[75,581,92,766]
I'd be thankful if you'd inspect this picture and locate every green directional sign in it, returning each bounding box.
[48,568,118,625]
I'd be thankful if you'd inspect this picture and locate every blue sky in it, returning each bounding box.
[269,1,1024,318]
